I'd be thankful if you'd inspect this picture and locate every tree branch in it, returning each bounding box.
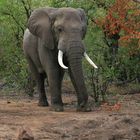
[21,0,32,19]
[1,11,24,34]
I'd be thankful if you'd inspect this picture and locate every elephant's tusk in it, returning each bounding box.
[58,50,68,69]
[84,52,98,69]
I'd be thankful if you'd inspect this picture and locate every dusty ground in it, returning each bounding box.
[0,89,140,140]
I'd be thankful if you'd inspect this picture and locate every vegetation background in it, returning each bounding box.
[0,0,140,103]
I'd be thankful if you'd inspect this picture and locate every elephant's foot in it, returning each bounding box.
[50,105,64,112]
[77,104,91,112]
[38,99,49,107]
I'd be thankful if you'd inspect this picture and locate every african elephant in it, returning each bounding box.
[23,7,97,112]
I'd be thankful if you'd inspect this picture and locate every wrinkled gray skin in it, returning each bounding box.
[23,7,91,112]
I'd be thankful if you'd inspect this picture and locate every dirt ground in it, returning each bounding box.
[0,89,140,140]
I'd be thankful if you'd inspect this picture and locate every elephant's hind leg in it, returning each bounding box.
[37,72,49,106]
[26,57,49,106]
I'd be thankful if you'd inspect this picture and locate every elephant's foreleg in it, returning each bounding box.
[68,69,91,112]
[47,68,64,111]
[26,57,49,106]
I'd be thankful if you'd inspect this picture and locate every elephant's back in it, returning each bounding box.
[23,29,38,50]
[23,29,39,57]
[23,29,44,73]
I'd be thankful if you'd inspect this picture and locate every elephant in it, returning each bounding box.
[23,7,98,112]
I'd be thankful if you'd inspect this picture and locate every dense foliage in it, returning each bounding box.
[0,0,139,101]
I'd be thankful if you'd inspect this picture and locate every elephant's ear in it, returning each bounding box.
[27,8,56,49]
[77,8,87,39]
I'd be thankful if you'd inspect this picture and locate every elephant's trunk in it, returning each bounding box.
[66,45,88,106]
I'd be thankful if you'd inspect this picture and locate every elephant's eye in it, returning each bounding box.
[58,28,62,33]
[56,26,63,33]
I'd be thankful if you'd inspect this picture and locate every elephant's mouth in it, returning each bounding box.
[58,50,98,69]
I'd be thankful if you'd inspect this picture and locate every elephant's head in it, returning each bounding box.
[27,7,97,108]
[27,7,97,69]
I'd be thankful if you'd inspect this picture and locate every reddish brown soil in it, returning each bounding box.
[0,92,140,140]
